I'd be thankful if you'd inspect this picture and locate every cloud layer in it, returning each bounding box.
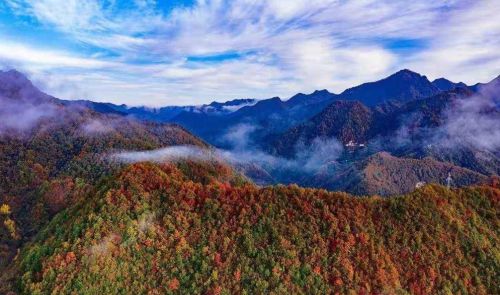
[434,85,500,152]
[0,97,57,135]
[110,124,345,184]
[1,0,499,106]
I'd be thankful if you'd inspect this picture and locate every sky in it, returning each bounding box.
[0,0,499,106]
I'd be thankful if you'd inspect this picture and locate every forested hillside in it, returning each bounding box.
[306,152,490,195]
[0,69,498,294]
[3,161,498,294]
[1,0,500,293]
[0,83,209,286]
[3,69,498,197]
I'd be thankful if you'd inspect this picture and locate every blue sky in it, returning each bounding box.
[0,0,499,106]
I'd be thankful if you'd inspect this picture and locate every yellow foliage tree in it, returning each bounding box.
[0,203,11,215]
[4,218,19,240]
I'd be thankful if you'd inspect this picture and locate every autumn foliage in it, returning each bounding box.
[12,161,499,294]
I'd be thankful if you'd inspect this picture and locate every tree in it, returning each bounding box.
[0,203,11,215]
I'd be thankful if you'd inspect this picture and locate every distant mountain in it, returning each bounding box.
[55,70,472,149]
[432,78,467,91]
[231,97,286,118]
[63,98,259,122]
[262,86,498,194]
[269,87,475,157]
[172,70,451,147]
[59,88,337,148]
[204,98,258,113]
[307,152,489,195]
[61,99,129,115]
[371,87,475,136]
[285,89,336,107]
[338,69,441,106]
[269,101,373,157]
[0,69,57,104]
[1,69,497,197]
[55,69,496,139]
[470,74,500,99]
[171,91,338,147]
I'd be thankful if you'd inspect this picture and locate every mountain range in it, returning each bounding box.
[0,68,499,294]
[2,68,498,197]
[64,69,477,147]
[59,69,500,193]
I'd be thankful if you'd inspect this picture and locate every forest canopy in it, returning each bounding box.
[5,161,498,295]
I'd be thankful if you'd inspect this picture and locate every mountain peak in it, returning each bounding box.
[0,69,32,87]
[489,74,500,84]
[470,73,500,92]
[389,69,426,80]
[1,69,26,76]
[0,69,56,104]
[432,78,467,91]
[339,69,440,106]
[0,69,33,93]
[208,98,256,107]
[394,68,420,75]
[312,89,330,95]
[433,77,452,83]
[241,96,282,109]
[286,89,335,107]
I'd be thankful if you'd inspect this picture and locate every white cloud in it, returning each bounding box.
[110,145,211,163]
[433,87,500,152]
[29,0,105,31]
[0,95,58,134]
[0,42,116,69]
[407,1,500,84]
[81,119,116,135]
[110,125,345,175]
[281,38,395,91]
[2,0,499,105]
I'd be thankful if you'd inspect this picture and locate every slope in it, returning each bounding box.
[0,71,210,277]
[338,69,441,106]
[6,161,499,294]
[268,100,373,157]
[308,152,490,195]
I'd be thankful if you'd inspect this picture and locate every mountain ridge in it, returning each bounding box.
[1,68,499,294]
[337,69,442,106]
[1,69,497,196]
[3,160,498,294]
